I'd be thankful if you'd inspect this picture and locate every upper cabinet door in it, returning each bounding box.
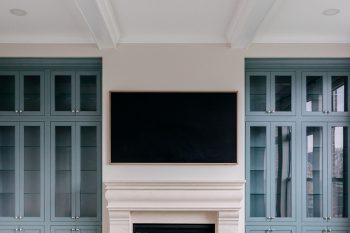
[271,72,295,115]
[19,72,44,116]
[302,72,327,115]
[246,72,271,115]
[51,72,76,116]
[328,73,349,116]
[327,123,349,224]
[246,72,295,116]
[76,72,101,116]
[0,72,19,116]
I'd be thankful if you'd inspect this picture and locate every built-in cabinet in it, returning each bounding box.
[246,59,350,233]
[0,58,101,233]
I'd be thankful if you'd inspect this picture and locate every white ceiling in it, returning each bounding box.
[0,0,349,48]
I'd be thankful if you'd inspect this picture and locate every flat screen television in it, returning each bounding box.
[110,92,237,163]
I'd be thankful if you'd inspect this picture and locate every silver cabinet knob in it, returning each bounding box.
[271,110,275,113]
[19,228,23,232]
[71,229,76,232]
[76,109,80,113]
[76,229,80,231]
[19,216,23,219]
[76,216,80,219]
[15,216,18,219]
[15,110,19,113]
[71,216,75,219]
[15,228,19,231]
[72,110,75,113]
[19,110,23,113]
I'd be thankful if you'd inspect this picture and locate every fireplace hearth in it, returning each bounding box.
[134,224,215,233]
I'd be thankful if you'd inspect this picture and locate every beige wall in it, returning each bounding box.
[1,43,349,233]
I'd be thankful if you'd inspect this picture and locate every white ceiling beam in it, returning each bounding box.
[226,0,276,48]
[75,0,120,49]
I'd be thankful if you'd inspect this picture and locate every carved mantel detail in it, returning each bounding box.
[104,181,245,233]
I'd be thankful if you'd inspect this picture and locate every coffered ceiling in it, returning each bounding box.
[0,0,349,49]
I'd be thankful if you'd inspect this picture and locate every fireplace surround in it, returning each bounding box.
[104,180,245,233]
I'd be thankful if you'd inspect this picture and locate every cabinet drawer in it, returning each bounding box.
[246,226,296,233]
[51,226,101,233]
[0,226,44,233]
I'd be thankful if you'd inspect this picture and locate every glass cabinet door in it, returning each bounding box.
[51,72,75,115]
[246,73,270,115]
[328,74,349,115]
[328,124,349,223]
[271,73,295,115]
[303,73,327,115]
[76,123,101,221]
[303,124,327,222]
[0,72,19,115]
[20,123,44,221]
[247,123,270,220]
[51,123,75,220]
[0,124,19,220]
[20,72,44,115]
[271,123,295,221]
[76,72,100,115]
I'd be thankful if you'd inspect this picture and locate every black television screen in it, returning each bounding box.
[110,92,237,163]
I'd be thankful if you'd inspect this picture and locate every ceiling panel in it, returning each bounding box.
[0,0,94,43]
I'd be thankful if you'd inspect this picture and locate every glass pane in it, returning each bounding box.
[306,127,323,217]
[250,126,267,217]
[80,126,97,217]
[23,75,41,112]
[23,126,41,217]
[0,126,15,217]
[306,76,323,112]
[55,75,72,111]
[274,126,292,217]
[331,126,348,218]
[275,76,292,112]
[55,126,72,217]
[80,75,97,112]
[0,75,15,111]
[331,76,348,112]
[250,76,266,112]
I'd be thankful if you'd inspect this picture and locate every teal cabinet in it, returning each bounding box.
[246,72,295,116]
[302,123,349,224]
[246,225,296,233]
[0,71,44,116]
[302,72,349,116]
[302,226,350,233]
[51,122,101,222]
[0,226,44,233]
[51,71,101,116]
[51,226,101,233]
[246,122,296,222]
[0,122,44,222]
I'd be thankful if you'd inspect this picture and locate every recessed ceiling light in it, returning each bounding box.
[10,8,27,16]
[322,8,340,16]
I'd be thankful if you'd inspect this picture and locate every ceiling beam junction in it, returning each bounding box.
[75,0,121,49]
[226,0,276,48]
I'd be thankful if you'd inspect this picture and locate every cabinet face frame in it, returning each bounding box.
[0,71,20,116]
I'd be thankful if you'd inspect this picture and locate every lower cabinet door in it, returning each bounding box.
[0,226,44,233]
[51,226,101,233]
[303,226,350,233]
[246,226,296,233]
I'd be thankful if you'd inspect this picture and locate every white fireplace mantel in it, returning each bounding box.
[104,180,245,233]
